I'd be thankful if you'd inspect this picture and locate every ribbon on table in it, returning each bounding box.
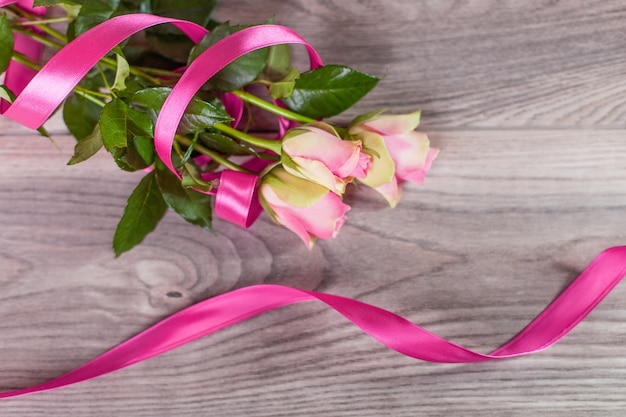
[0,246,624,399]
[0,3,625,400]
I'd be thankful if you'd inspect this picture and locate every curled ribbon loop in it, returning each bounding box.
[0,246,624,399]
[2,14,208,128]
[154,24,324,175]
[215,170,262,228]
[151,24,323,226]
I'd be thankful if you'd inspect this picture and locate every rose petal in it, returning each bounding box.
[385,131,430,181]
[401,147,439,184]
[357,131,395,188]
[363,110,421,135]
[259,167,351,247]
[283,128,359,173]
[284,156,346,194]
[373,178,401,208]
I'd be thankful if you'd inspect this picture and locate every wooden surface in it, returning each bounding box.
[1,1,625,415]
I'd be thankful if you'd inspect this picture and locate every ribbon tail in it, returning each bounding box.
[1,246,624,399]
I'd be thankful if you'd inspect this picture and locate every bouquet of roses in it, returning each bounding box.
[0,0,437,255]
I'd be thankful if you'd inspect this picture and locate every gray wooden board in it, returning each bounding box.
[0,1,625,415]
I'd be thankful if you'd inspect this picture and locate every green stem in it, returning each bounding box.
[133,65,182,79]
[11,27,64,50]
[213,123,282,155]
[74,85,110,99]
[232,90,315,124]
[37,24,66,44]
[129,66,164,86]
[8,6,68,44]
[10,51,40,71]
[73,89,107,108]
[99,56,164,86]
[18,17,73,26]
[96,64,116,97]
[11,53,108,106]
[174,135,252,173]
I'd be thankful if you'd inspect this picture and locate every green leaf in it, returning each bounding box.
[130,87,167,118]
[34,0,84,6]
[188,23,269,92]
[264,44,291,81]
[74,0,121,37]
[114,76,149,101]
[0,85,16,104]
[144,32,194,63]
[156,163,213,232]
[132,87,232,133]
[63,92,103,140]
[178,101,232,134]
[67,123,104,165]
[112,53,130,92]
[143,0,216,62]
[348,108,386,129]
[113,170,167,257]
[124,135,154,169]
[37,126,51,138]
[180,161,213,192]
[62,4,86,17]
[0,15,15,74]
[109,148,133,171]
[198,132,258,156]
[283,65,379,119]
[100,98,154,171]
[151,0,216,27]
[114,0,150,14]
[62,67,107,139]
[268,67,299,100]
[100,98,153,151]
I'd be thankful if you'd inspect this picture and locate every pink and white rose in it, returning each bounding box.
[259,166,350,248]
[349,110,438,207]
[281,122,370,195]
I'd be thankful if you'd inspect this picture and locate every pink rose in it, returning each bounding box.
[281,122,370,195]
[349,110,438,207]
[259,166,351,248]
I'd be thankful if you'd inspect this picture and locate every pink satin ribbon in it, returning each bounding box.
[214,170,262,228]
[0,246,624,399]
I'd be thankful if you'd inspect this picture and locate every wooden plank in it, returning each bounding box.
[1,0,625,415]
[213,0,626,128]
[4,1,626,130]
[0,131,623,415]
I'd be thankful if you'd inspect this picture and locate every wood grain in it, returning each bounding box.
[213,0,626,129]
[1,1,625,416]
